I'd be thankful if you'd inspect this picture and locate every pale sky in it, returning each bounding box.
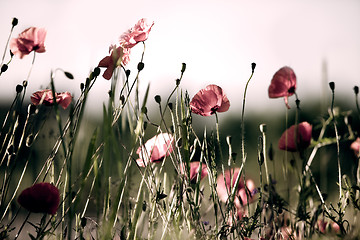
[1,0,359,118]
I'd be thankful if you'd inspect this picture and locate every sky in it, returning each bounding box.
[0,0,360,118]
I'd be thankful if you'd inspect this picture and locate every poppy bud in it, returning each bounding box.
[64,71,74,79]
[16,84,23,93]
[137,62,144,71]
[1,64,8,73]
[354,86,359,95]
[23,80,28,87]
[12,18,18,27]
[329,82,335,91]
[251,62,256,73]
[181,63,186,73]
[125,69,131,78]
[176,78,181,86]
[154,95,161,104]
[80,83,84,91]
[28,104,37,115]
[93,67,100,77]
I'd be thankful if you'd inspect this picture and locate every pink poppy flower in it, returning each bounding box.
[180,161,208,183]
[98,46,131,80]
[10,27,46,59]
[30,89,72,110]
[136,133,174,167]
[216,168,257,209]
[190,84,230,116]
[18,182,60,215]
[119,18,154,48]
[278,121,312,152]
[268,66,297,109]
[350,137,360,156]
[317,219,340,235]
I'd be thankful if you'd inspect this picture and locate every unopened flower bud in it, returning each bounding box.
[168,102,173,111]
[80,83,85,91]
[251,62,256,73]
[181,63,186,73]
[1,64,8,73]
[176,79,181,86]
[329,82,335,91]
[125,69,131,78]
[12,18,18,27]
[137,62,144,71]
[22,80,28,87]
[154,95,161,104]
[93,67,100,77]
[16,84,23,93]
[64,71,74,79]
[28,104,36,115]
[354,86,359,95]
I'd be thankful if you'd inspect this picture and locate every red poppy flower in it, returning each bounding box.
[278,121,312,152]
[351,137,360,156]
[119,18,154,48]
[180,161,208,183]
[10,27,46,59]
[216,168,257,209]
[18,182,60,215]
[30,89,72,109]
[136,133,174,167]
[190,84,230,116]
[98,45,131,80]
[268,66,297,109]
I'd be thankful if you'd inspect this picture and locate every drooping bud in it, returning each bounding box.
[329,82,335,91]
[64,71,74,79]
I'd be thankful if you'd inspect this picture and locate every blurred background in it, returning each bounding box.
[1,0,360,200]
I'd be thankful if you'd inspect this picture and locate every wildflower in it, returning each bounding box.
[180,161,208,183]
[30,89,72,110]
[98,45,131,80]
[278,121,312,152]
[10,27,46,59]
[119,18,154,48]
[190,84,230,116]
[350,137,360,156]
[18,182,60,215]
[317,219,340,235]
[216,168,257,210]
[268,66,297,109]
[136,133,174,167]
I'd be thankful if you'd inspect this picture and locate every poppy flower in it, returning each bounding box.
[30,89,72,109]
[216,168,257,209]
[190,84,230,116]
[278,121,312,152]
[317,219,340,234]
[98,45,131,80]
[136,133,174,167]
[10,27,47,59]
[350,137,360,156]
[268,66,297,109]
[119,18,154,48]
[18,182,60,215]
[180,161,208,183]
